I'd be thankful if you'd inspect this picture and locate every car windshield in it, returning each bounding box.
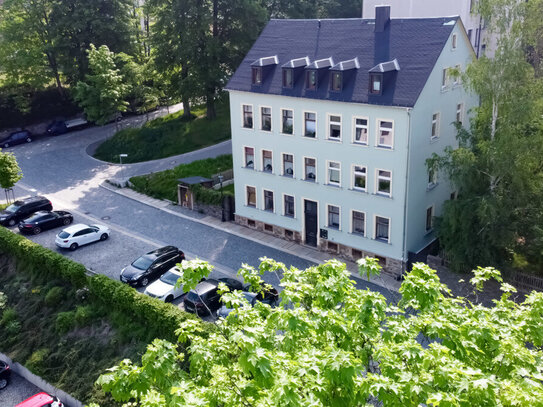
[58,231,70,239]
[131,255,154,270]
[4,203,21,213]
[160,271,181,286]
[186,291,199,302]
[24,214,42,223]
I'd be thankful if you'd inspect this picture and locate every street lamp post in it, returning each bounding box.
[218,174,225,222]
[119,153,128,180]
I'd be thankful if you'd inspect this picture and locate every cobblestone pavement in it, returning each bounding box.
[0,371,42,407]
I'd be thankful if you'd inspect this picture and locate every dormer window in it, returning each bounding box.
[252,67,262,85]
[369,73,382,95]
[283,69,293,88]
[331,72,342,91]
[306,70,317,90]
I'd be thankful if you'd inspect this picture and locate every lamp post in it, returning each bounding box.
[218,174,225,222]
[119,154,128,179]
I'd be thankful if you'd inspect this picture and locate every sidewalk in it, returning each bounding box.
[99,181,403,295]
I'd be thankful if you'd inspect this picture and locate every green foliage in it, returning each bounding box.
[55,311,76,334]
[98,258,543,406]
[44,286,64,307]
[130,154,233,202]
[25,348,49,376]
[0,150,23,189]
[1,306,17,326]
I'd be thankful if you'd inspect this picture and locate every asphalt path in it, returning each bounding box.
[0,371,43,407]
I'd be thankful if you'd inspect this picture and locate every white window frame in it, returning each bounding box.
[303,156,317,182]
[352,165,367,192]
[303,111,317,139]
[376,119,394,149]
[431,112,440,140]
[283,193,295,218]
[350,210,366,236]
[375,169,392,197]
[243,146,255,169]
[263,189,274,212]
[441,68,449,90]
[326,160,341,187]
[456,103,464,124]
[374,215,391,243]
[327,113,342,141]
[281,108,294,135]
[282,153,294,177]
[425,205,435,232]
[428,167,438,189]
[260,105,272,132]
[246,185,257,208]
[452,33,457,50]
[242,104,254,129]
[327,204,341,230]
[353,116,369,145]
[262,149,273,173]
[453,64,461,86]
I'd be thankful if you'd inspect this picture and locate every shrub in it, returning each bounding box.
[74,305,94,326]
[1,306,17,326]
[45,286,64,307]
[25,348,49,376]
[56,311,76,334]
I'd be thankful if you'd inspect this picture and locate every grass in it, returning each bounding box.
[130,155,234,202]
[93,101,231,163]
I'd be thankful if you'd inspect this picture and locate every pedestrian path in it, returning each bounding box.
[99,181,403,294]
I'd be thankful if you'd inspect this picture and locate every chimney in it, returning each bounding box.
[375,6,391,32]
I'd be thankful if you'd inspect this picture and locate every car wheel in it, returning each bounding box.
[33,227,41,235]
[63,218,72,225]
[3,143,9,148]
[141,277,149,287]
[69,243,78,251]
[7,219,15,226]
[165,295,174,303]
[0,378,7,390]
[26,137,32,143]
[100,233,108,241]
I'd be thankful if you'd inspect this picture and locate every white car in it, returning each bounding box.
[55,223,110,250]
[144,266,185,302]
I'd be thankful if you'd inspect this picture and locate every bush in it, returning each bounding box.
[25,348,49,376]
[56,311,76,334]
[74,305,94,326]
[45,286,64,307]
[1,306,17,326]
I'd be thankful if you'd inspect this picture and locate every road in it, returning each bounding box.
[0,371,42,406]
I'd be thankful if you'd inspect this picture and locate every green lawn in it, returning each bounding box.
[130,155,233,202]
[93,101,231,163]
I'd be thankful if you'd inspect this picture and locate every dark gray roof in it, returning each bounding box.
[178,176,213,185]
[226,17,459,107]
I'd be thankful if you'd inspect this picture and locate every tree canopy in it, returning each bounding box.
[0,150,23,190]
[94,257,543,406]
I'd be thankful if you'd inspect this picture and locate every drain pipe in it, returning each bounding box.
[401,108,413,276]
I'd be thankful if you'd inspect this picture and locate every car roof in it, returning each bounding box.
[147,246,178,256]
[166,267,182,276]
[16,392,54,407]
[192,279,220,294]
[61,223,90,234]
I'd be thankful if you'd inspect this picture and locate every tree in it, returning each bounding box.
[0,151,23,203]
[95,257,543,406]
[428,0,543,272]
[74,45,128,126]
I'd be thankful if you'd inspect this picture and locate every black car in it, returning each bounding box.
[120,246,185,287]
[0,360,11,390]
[0,196,53,227]
[18,210,73,234]
[0,130,32,148]
[46,120,69,136]
[218,284,279,318]
[183,277,244,316]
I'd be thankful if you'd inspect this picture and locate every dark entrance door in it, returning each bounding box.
[304,200,318,247]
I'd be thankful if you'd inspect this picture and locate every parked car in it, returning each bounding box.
[16,392,63,407]
[18,210,73,234]
[120,246,185,287]
[0,130,32,148]
[46,118,88,136]
[55,223,110,251]
[144,266,204,302]
[217,285,280,318]
[0,196,53,227]
[183,277,244,316]
[0,360,11,390]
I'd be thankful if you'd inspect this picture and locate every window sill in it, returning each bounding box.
[243,166,255,170]
[260,129,272,133]
[264,209,275,213]
[281,132,294,136]
[327,226,340,231]
[352,142,369,147]
[242,126,254,130]
[350,188,368,194]
[374,238,391,245]
[325,183,341,189]
[260,170,274,175]
[304,136,318,140]
[375,145,393,151]
[427,183,438,191]
[430,137,440,144]
[282,174,294,179]
[373,193,392,199]
[326,138,342,143]
[440,86,449,93]
[349,232,367,239]
[425,228,434,236]
[303,178,317,184]
[245,205,257,209]
[283,214,296,219]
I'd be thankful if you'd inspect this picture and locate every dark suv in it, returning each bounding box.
[0,360,10,390]
[1,130,32,148]
[0,196,53,227]
[120,246,185,287]
[183,278,244,316]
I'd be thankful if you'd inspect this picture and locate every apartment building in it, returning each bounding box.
[225,6,478,276]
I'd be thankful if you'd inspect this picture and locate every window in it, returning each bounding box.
[327,161,340,186]
[450,191,457,200]
[306,70,317,90]
[264,190,274,212]
[353,165,367,191]
[354,118,368,145]
[283,69,293,88]
[369,73,382,94]
[431,113,440,140]
[282,109,293,134]
[328,205,340,229]
[283,153,293,177]
[377,170,392,196]
[428,167,437,188]
[304,157,316,181]
[378,120,393,148]
[352,211,365,236]
[304,112,316,138]
[331,72,342,91]
[328,115,341,140]
[452,33,457,49]
[244,147,254,168]
[442,68,449,89]
[243,105,253,128]
[252,67,262,85]
[468,29,473,42]
[456,103,464,124]
[246,186,256,207]
[375,216,390,243]
[284,195,295,217]
[426,206,434,231]
[261,107,272,131]
[262,150,272,173]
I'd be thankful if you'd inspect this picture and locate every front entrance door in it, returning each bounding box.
[304,199,318,247]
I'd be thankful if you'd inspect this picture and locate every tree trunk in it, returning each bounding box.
[206,94,216,120]
[45,51,65,99]
[180,65,191,118]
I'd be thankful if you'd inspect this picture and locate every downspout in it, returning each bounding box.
[401,108,412,276]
